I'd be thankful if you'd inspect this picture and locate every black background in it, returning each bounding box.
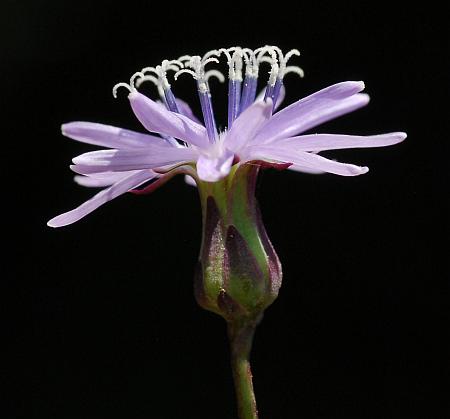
[3,1,448,418]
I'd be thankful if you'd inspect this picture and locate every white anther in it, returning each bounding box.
[112,71,145,98]
[204,69,226,83]
[219,47,243,81]
[198,81,208,94]
[231,48,244,81]
[268,62,279,87]
[267,47,280,86]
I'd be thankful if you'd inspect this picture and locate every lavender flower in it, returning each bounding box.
[48,46,406,419]
[48,46,405,228]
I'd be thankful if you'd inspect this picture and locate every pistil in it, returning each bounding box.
[239,47,274,114]
[139,59,184,113]
[176,53,221,143]
[220,48,244,128]
[270,48,304,109]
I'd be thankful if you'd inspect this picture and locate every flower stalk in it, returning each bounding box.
[195,163,282,418]
[228,319,260,419]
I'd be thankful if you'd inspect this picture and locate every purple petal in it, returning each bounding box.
[279,132,407,152]
[184,174,197,187]
[175,98,202,124]
[274,84,286,111]
[196,150,235,182]
[255,85,286,110]
[74,171,140,187]
[72,147,198,173]
[129,92,208,148]
[70,164,105,175]
[253,82,368,143]
[288,165,326,174]
[74,176,118,187]
[225,99,273,152]
[47,170,157,227]
[246,145,369,176]
[61,122,171,149]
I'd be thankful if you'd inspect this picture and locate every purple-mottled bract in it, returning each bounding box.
[48,46,406,227]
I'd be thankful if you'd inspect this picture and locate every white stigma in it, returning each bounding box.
[140,59,184,91]
[202,49,221,60]
[112,71,145,98]
[135,74,165,98]
[135,74,159,88]
[219,47,244,81]
[112,45,304,103]
[243,46,278,79]
[204,70,226,83]
[174,52,220,93]
[272,47,304,80]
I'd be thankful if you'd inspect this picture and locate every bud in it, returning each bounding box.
[194,164,282,323]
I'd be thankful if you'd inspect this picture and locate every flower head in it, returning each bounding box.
[48,45,406,228]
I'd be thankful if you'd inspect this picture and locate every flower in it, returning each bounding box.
[47,46,408,418]
[48,46,406,228]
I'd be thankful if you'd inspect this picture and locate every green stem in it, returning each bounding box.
[228,321,259,419]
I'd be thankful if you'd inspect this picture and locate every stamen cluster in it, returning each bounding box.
[113,46,304,143]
